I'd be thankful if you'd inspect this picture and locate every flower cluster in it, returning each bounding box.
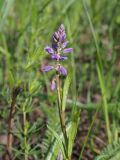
[43,24,73,90]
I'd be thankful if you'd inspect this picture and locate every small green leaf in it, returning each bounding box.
[29,80,40,94]
[8,70,15,86]
[68,109,80,157]
[62,74,71,111]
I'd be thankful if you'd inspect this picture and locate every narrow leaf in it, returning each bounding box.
[62,74,71,111]
[68,110,80,157]
[47,125,65,158]
[8,70,15,86]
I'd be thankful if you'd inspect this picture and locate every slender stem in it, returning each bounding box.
[23,105,28,160]
[79,103,100,160]
[56,75,69,159]
[5,87,20,159]
[7,94,16,154]
[81,0,111,143]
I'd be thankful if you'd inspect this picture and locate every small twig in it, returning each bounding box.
[23,102,28,160]
[4,87,21,160]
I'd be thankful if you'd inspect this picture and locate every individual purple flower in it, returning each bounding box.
[42,65,54,72]
[51,54,67,61]
[50,79,56,91]
[58,66,67,75]
[62,41,69,48]
[45,46,54,54]
[59,33,66,42]
[63,48,73,53]
[51,54,61,60]
[52,43,58,50]
[59,56,68,60]
[53,32,59,42]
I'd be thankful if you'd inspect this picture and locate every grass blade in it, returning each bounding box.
[81,0,111,144]
[0,0,15,32]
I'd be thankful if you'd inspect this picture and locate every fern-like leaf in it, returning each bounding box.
[95,140,120,160]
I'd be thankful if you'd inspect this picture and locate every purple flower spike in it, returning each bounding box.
[62,41,69,48]
[63,48,73,53]
[43,24,73,91]
[45,46,54,54]
[43,65,54,72]
[58,66,67,75]
[50,80,56,91]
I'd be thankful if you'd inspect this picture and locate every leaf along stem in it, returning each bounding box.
[56,75,70,160]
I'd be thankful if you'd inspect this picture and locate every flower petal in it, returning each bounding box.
[58,66,67,75]
[58,24,65,33]
[60,56,68,60]
[44,46,54,54]
[50,80,56,91]
[53,32,59,42]
[52,43,57,50]
[51,54,60,60]
[42,65,54,72]
[62,41,69,48]
[59,33,66,42]
[63,48,73,53]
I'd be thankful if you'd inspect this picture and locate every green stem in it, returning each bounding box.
[56,75,69,159]
[23,108,28,160]
[79,103,100,160]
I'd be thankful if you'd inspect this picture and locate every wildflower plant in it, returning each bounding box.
[43,24,73,91]
[43,24,74,160]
